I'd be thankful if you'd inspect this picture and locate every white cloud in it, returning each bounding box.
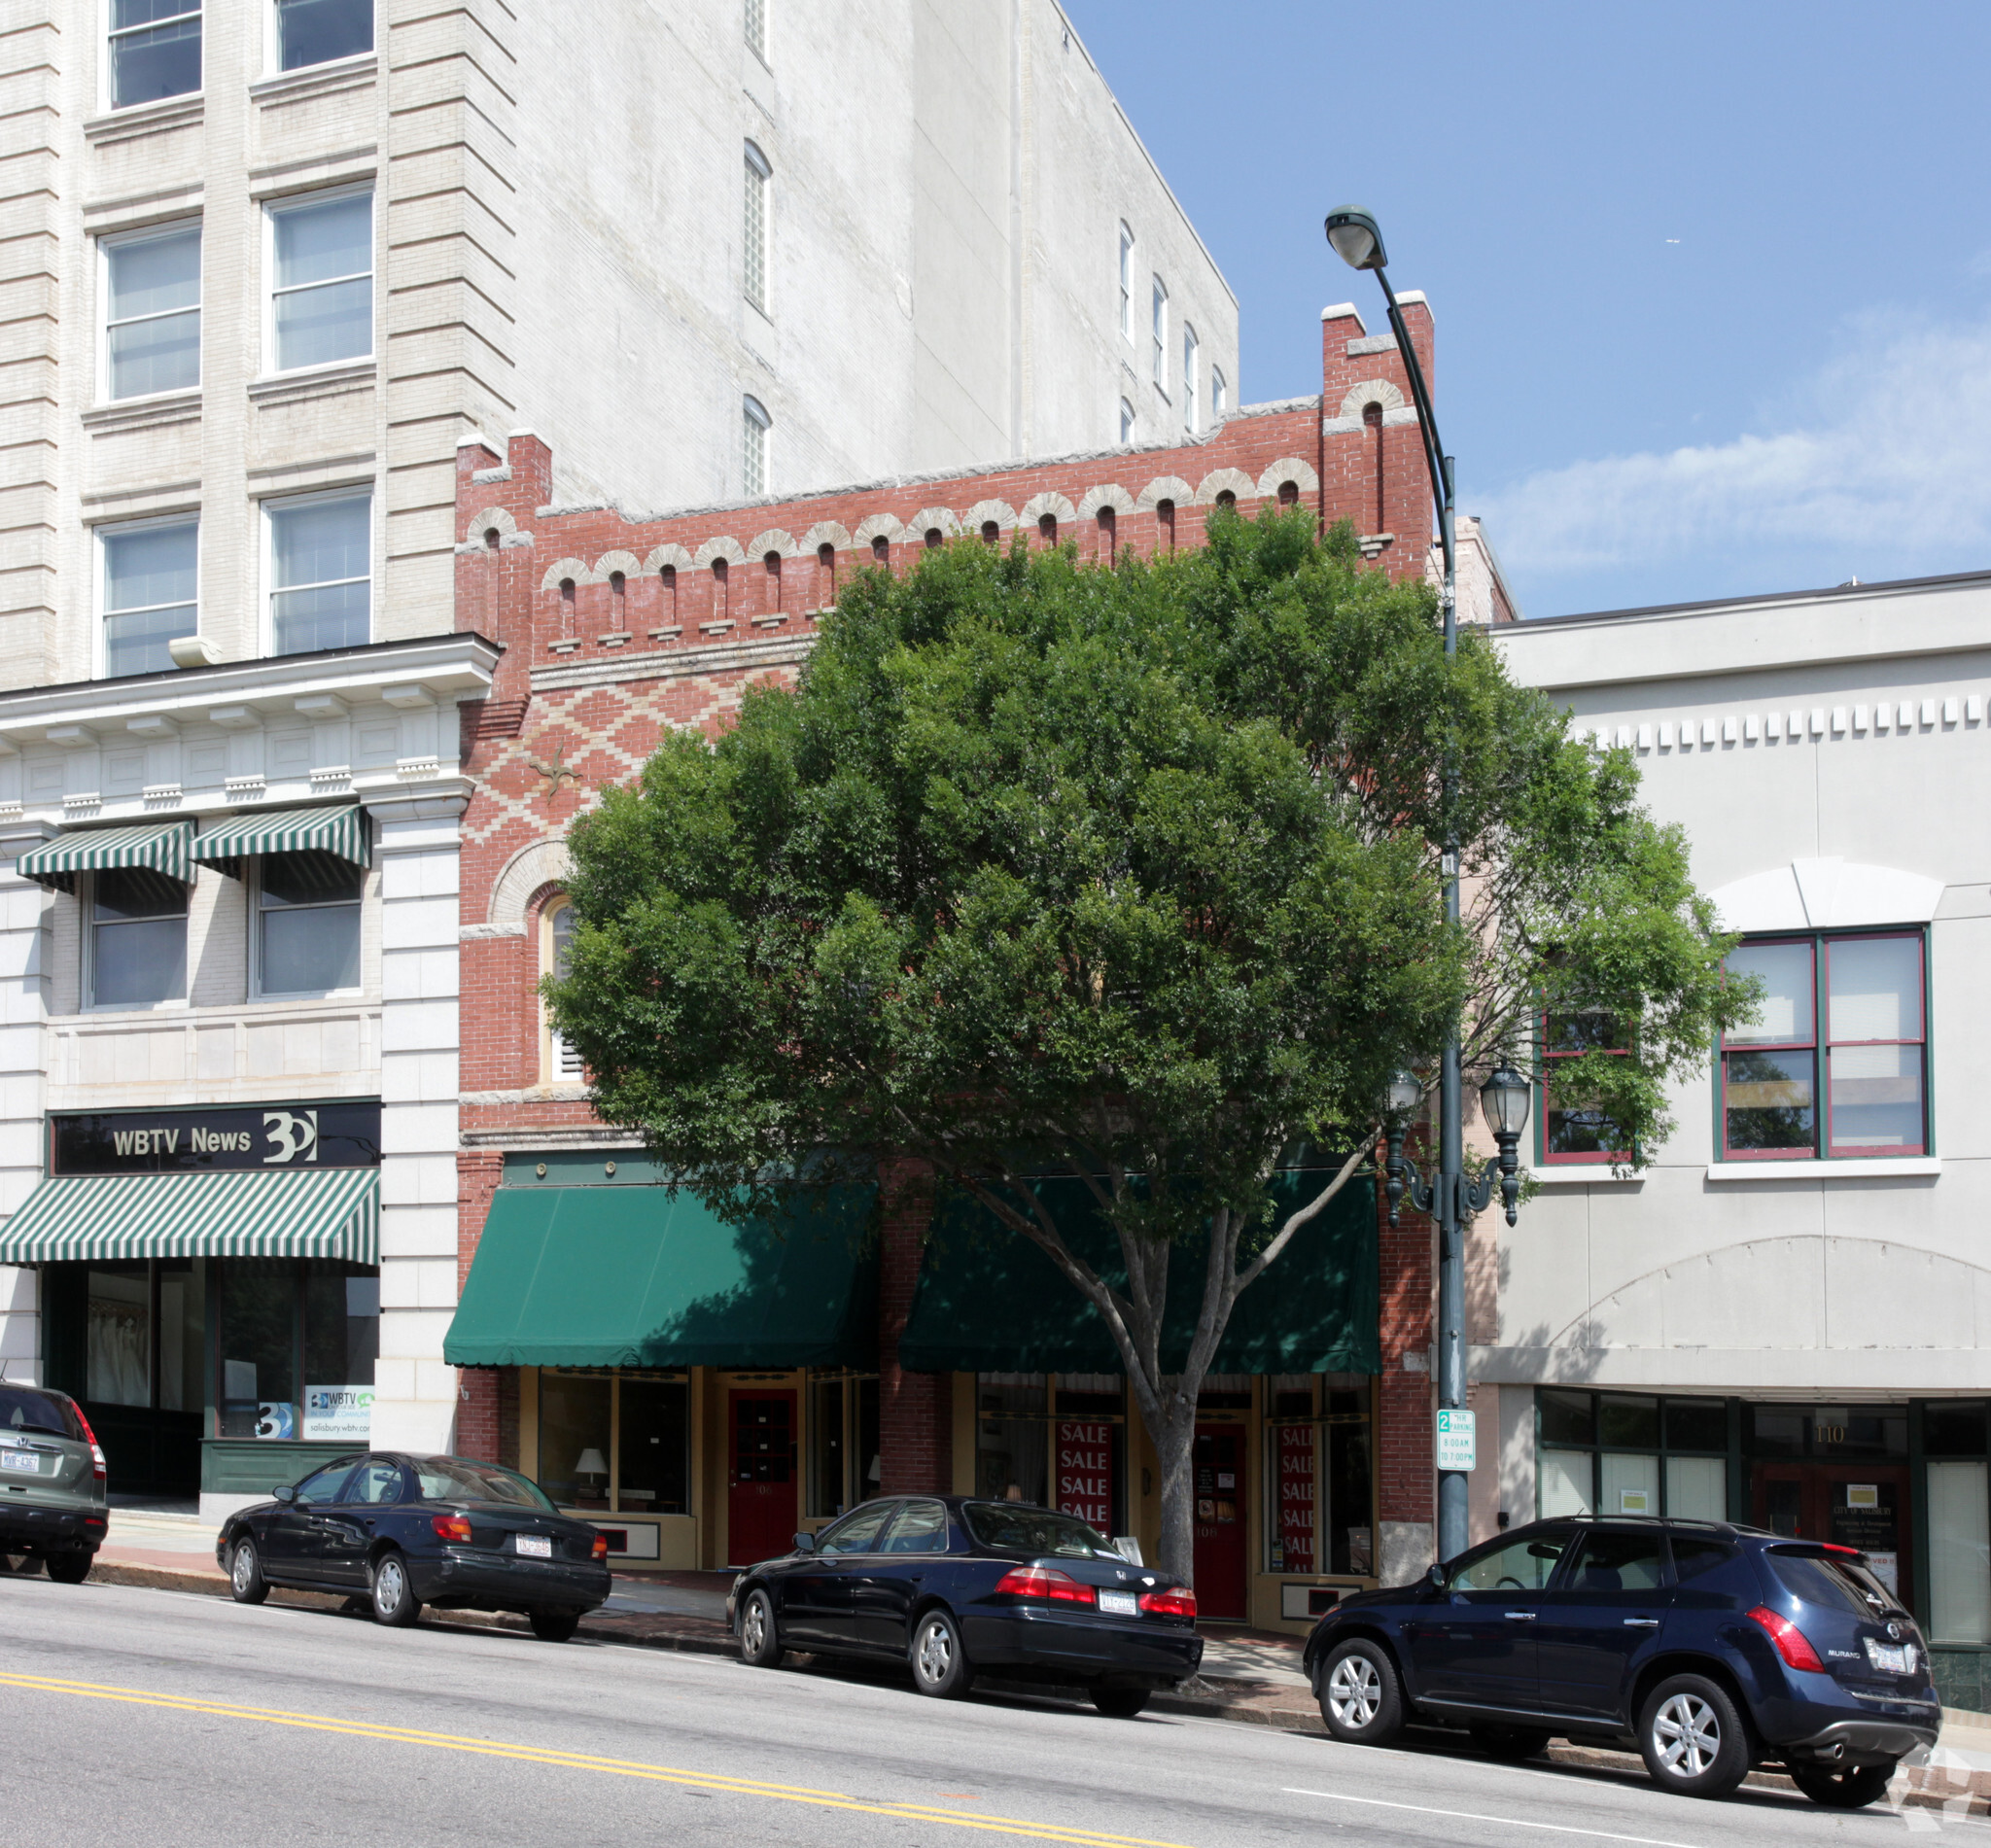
[1479,314,1991,583]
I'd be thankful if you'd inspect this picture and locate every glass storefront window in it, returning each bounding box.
[87,1266,151,1407]
[1666,1454,1728,1519]
[1541,1448,1593,1517]
[619,1377,688,1515]
[1601,1451,1659,1517]
[530,1371,689,1516]
[157,1260,204,1413]
[1925,1402,1989,1457]
[977,1375,1047,1506]
[538,1373,611,1508]
[1540,1390,1729,1520]
[1539,1389,1596,1447]
[1598,1396,1659,1450]
[220,1264,298,1438]
[217,1262,372,1439]
[1928,1460,1991,1645]
[808,1377,846,1517]
[1264,1374,1376,1578]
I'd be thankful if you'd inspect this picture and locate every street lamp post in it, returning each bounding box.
[1327,205,1530,1565]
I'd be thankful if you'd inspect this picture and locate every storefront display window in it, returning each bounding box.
[1265,1374,1374,1578]
[1923,1402,1989,1646]
[977,1374,1048,1506]
[618,1377,689,1514]
[87,1266,150,1407]
[219,1261,373,1440]
[538,1372,611,1507]
[805,1373,879,1517]
[532,1370,691,1515]
[1539,1389,1730,1519]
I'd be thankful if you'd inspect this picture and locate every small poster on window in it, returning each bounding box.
[303,1384,373,1441]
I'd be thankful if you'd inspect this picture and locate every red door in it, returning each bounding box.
[1192,1424,1248,1621]
[728,1390,797,1566]
[1753,1462,1912,1604]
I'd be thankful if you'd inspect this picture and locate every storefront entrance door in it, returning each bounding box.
[1752,1462,1912,1603]
[1192,1425,1248,1621]
[728,1390,797,1567]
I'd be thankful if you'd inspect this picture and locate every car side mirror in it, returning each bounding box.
[791,1530,816,1553]
[272,1484,296,1504]
[1425,1563,1445,1588]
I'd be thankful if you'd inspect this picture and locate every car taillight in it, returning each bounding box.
[431,1514,472,1543]
[993,1564,1094,1605]
[592,1532,609,1560]
[1138,1586,1197,1620]
[70,1404,107,1482]
[1749,1605,1825,1672]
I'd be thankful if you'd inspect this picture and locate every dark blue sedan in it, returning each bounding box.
[728,1495,1202,1717]
[1302,1515,1941,1805]
[217,1451,611,1640]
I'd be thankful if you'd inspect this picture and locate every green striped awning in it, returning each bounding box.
[16,820,194,894]
[0,1167,379,1265]
[192,804,368,875]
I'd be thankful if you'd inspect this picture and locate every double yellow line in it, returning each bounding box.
[0,1669,1195,1847]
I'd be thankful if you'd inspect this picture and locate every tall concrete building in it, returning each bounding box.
[0,0,1235,1506]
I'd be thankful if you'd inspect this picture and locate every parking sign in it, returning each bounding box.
[1436,1407,1476,1472]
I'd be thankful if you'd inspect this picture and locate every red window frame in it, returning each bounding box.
[1539,1012,1631,1165]
[1823,931,1927,1159]
[1718,935,1817,1161]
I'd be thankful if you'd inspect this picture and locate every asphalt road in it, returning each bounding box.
[0,1574,1960,1848]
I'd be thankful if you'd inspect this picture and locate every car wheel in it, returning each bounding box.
[1637,1674,1749,1798]
[44,1550,90,1586]
[1471,1724,1551,1761]
[1792,1762,1898,1809]
[369,1550,422,1628]
[1091,1686,1149,1719]
[529,1610,580,1643]
[1317,1638,1405,1746]
[228,1537,269,1604]
[739,1588,785,1668]
[908,1608,973,1699]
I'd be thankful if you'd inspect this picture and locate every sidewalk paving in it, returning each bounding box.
[73,1512,1989,1814]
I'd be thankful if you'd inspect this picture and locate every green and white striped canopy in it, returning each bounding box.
[16,819,194,894]
[192,804,368,876]
[0,1167,379,1265]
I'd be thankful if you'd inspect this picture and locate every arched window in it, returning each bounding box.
[763,549,782,618]
[1214,489,1236,511]
[1181,324,1199,432]
[743,394,770,496]
[924,527,943,549]
[1118,222,1135,342]
[1037,512,1058,546]
[609,571,626,631]
[557,576,575,636]
[980,520,999,547]
[1097,505,1116,561]
[816,540,835,609]
[1211,367,1227,422]
[1276,479,1299,508]
[871,534,889,565]
[1119,397,1135,444]
[1363,400,1384,533]
[544,899,582,1082]
[1156,497,1175,552]
[1150,277,1168,388]
[659,561,678,626]
[712,555,729,623]
[743,141,771,313]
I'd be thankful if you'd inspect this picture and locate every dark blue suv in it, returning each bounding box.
[1303,1517,1940,1805]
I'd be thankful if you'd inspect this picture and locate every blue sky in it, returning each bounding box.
[1064,0,1991,617]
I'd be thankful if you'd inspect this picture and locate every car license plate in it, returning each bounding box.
[515,1534,552,1558]
[1097,1589,1139,1616]
[0,1451,37,1474]
[1865,1638,1912,1675]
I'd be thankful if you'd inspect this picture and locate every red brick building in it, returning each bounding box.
[442,296,1516,1623]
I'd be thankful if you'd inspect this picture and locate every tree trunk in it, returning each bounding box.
[1149,1394,1199,1586]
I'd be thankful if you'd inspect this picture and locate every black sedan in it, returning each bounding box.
[216,1451,611,1640]
[727,1495,1202,1716]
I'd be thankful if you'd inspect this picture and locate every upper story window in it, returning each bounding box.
[257,853,363,995]
[109,0,201,109]
[100,516,197,678]
[90,870,187,1009]
[744,142,771,313]
[743,395,770,496]
[103,224,200,401]
[1150,278,1168,390]
[1540,1013,1630,1164]
[1181,324,1199,431]
[266,491,370,655]
[1211,366,1227,422]
[1720,930,1928,1161]
[1118,223,1134,341]
[267,189,373,374]
[745,0,766,61]
[1118,397,1135,444]
[273,0,373,71]
[546,900,582,1081]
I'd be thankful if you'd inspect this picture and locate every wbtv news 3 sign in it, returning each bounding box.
[52,1101,380,1175]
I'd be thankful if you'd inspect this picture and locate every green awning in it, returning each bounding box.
[0,1167,379,1265]
[17,819,194,894]
[444,1184,877,1370]
[898,1172,1380,1376]
[192,804,368,876]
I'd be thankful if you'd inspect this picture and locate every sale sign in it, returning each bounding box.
[1274,1423,1316,1574]
[1057,1419,1118,1531]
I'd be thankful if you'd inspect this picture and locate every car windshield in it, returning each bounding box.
[0,1387,84,1442]
[1767,1548,1901,1617]
[414,1457,555,1511]
[962,1503,1119,1559]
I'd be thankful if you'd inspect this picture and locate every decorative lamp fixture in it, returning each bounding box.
[1324,205,1388,272]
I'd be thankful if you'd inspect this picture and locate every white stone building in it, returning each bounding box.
[1487,568,1991,1711]
[0,0,1235,1510]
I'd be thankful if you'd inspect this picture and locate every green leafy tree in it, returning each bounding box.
[548,511,1748,1583]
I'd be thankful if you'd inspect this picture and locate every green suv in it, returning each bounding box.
[0,1385,107,1582]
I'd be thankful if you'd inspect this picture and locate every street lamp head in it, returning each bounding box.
[1325,206,1388,272]
[1385,1069,1421,1121]
[1479,1062,1532,1140]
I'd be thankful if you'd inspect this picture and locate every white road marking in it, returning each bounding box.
[1283,1787,1706,1848]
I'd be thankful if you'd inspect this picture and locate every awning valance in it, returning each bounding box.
[0,1167,379,1265]
[445,1184,876,1370]
[17,820,194,894]
[191,804,368,875]
[897,1172,1380,1376]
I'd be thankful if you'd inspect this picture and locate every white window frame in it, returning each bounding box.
[96,511,198,680]
[251,854,366,1000]
[1118,397,1135,444]
[105,0,203,113]
[743,395,770,497]
[1150,277,1168,394]
[1211,366,1227,422]
[1118,222,1134,342]
[744,0,767,63]
[543,898,583,1083]
[744,141,771,315]
[83,868,190,1014]
[265,0,375,77]
[261,486,373,658]
[1181,323,1199,432]
[262,183,375,379]
[99,219,202,404]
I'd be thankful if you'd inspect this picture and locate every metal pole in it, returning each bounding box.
[1374,271,1468,1565]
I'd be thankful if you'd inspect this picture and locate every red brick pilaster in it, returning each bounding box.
[1377,1140,1435,1528]
[454,1148,507,1462]
[878,1160,951,1494]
